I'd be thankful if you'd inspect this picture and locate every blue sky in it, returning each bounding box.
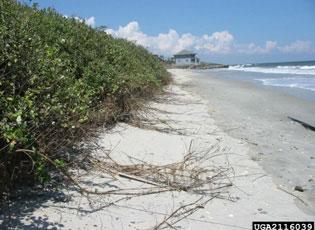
[23,0,315,64]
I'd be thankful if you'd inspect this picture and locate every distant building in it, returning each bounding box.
[173,50,199,66]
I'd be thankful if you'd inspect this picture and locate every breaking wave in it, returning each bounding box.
[255,77,315,91]
[229,65,315,75]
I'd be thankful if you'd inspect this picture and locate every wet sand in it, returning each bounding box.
[184,69,315,214]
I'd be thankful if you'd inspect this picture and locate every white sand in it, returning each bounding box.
[184,68,315,215]
[1,69,313,229]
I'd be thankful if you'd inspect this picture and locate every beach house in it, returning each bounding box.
[173,50,199,66]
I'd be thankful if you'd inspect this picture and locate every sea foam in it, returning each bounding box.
[255,77,315,91]
[229,65,315,75]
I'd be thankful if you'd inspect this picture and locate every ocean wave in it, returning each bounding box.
[255,77,315,91]
[276,65,315,70]
[231,63,253,68]
[299,66,315,70]
[229,65,315,75]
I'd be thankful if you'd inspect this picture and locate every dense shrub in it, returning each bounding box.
[0,0,170,195]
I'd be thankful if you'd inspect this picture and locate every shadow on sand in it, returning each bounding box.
[0,190,71,229]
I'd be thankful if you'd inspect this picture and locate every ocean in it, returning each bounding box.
[198,60,315,101]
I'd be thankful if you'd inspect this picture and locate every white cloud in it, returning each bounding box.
[106,21,314,56]
[63,15,96,27]
[266,41,277,51]
[106,21,234,55]
[237,40,277,54]
[278,40,314,53]
[195,31,234,54]
[85,16,95,27]
[105,21,152,48]
[156,29,180,52]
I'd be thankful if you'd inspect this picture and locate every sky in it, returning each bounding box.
[22,0,315,64]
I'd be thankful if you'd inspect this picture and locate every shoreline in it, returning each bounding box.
[181,69,315,214]
[1,69,313,229]
[195,68,315,103]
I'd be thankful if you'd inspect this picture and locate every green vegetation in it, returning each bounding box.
[0,0,170,196]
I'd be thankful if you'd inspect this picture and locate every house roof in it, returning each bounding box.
[174,49,196,56]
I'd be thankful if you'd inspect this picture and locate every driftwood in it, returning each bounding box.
[277,186,308,206]
[288,116,315,132]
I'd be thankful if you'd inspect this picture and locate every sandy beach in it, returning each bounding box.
[187,69,315,214]
[1,69,314,229]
